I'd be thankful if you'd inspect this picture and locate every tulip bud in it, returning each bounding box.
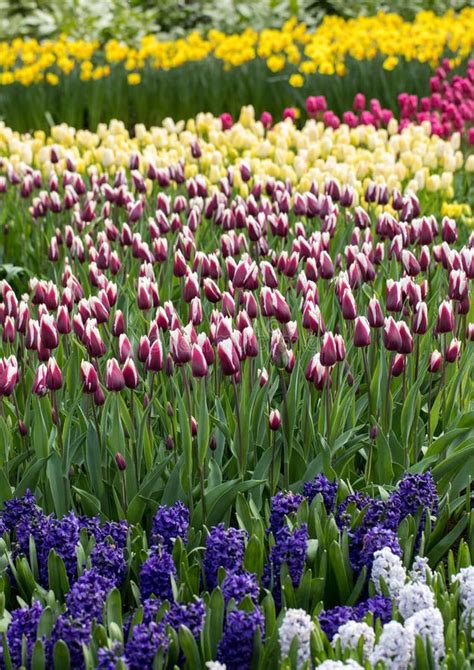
[105,358,125,392]
[413,302,428,335]
[115,452,126,471]
[354,316,371,347]
[391,353,406,377]
[81,361,99,393]
[40,314,58,349]
[383,317,402,352]
[341,289,357,320]
[46,357,63,391]
[398,321,413,354]
[445,338,461,363]
[428,350,443,373]
[191,344,208,378]
[436,300,455,334]
[123,357,139,389]
[165,435,174,450]
[258,367,269,387]
[269,409,281,431]
[386,280,403,312]
[190,416,198,437]
[367,297,384,328]
[320,332,337,367]
[217,339,240,375]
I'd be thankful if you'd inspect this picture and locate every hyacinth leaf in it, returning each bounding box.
[178,624,201,668]
[193,479,264,528]
[31,639,45,670]
[14,556,37,602]
[203,587,224,659]
[1,633,12,670]
[328,540,351,602]
[37,606,54,638]
[85,423,104,501]
[47,551,70,602]
[106,588,123,634]
[197,380,210,468]
[32,396,50,461]
[429,514,469,566]
[53,639,70,670]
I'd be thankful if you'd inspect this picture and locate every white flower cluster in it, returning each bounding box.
[206,662,226,670]
[371,547,407,597]
[409,555,433,584]
[369,621,414,670]
[396,582,435,619]
[405,607,445,667]
[333,621,375,660]
[452,566,474,612]
[279,608,314,669]
[317,661,363,669]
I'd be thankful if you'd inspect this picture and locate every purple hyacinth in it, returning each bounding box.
[65,569,114,623]
[262,524,308,607]
[1,490,38,532]
[124,622,169,670]
[269,492,304,535]
[203,524,246,590]
[142,597,162,625]
[318,605,356,640]
[217,607,264,670]
[16,511,80,585]
[303,474,338,513]
[78,517,129,548]
[140,547,177,600]
[388,471,438,523]
[222,571,260,605]
[355,595,393,624]
[163,598,206,639]
[152,501,189,551]
[49,616,91,669]
[354,526,401,571]
[90,540,126,586]
[97,644,126,670]
[6,600,43,669]
[336,492,373,528]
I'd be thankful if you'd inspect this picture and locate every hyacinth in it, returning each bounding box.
[6,600,43,669]
[335,492,372,528]
[369,620,414,670]
[303,474,338,513]
[396,582,435,620]
[65,569,114,623]
[1,490,38,532]
[49,616,92,669]
[163,598,206,639]
[333,620,375,660]
[268,491,304,535]
[90,540,126,586]
[16,510,80,585]
[203,524,246,590]
[371,547,407,598]
[206,662,227,670]
[142,597,162,625]
[387,471,438,526]
[354,595,393,624]
[279,608,314,669]
[97,643,126,670]
[78,517,128,548]
[356,525,402,570]
[409,555,433,584]
[262,524,308,606]
[452,567,474,615]
[124,621,169,670]
[221,571,260,605]
[317,661,364,670]
[139,547,177,600]
[152,501,190,551]
[318,605,356,641]
[405,607,445,666]
[217,607,264,670]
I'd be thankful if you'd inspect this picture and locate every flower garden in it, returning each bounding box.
[0,4,473,669]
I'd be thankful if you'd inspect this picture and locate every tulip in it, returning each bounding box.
[0,356,18,396]
[269,409,281,431]
[383,317,402,352]
[2,316,15,344]
[428,350,443,373]
[123,357,140,389]
[217,339,240,376]
[341,289,357,320]
[39,314,58,349]
[436,300,455,334]
[115,453,126,471]
[398,321,414,354]
[391,353,406,377]
[32,364,48,396]
[445,338,461,363]
[191,344,208,378]
[320,332,337,367]
[170,330,192,365]
[46,357,63,391]
[354,316,371,347]
[367,297,384,328]
[386,280,403,312]
[105,358,125,392]
[81,361,99,393]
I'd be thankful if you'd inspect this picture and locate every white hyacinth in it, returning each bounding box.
[279,608,314,669]
[369,621,414,670]
[452,566,474,612]
[371,547,407,598]
[405,607,445,667]
[206,662,226,670]
[409,555,433,584]
[317,661,363,670]
[333,620,375,660]
[397,582,435,619]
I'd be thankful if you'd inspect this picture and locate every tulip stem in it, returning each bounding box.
[362,349,372,423]
[232,377,244,479]
[384,354,394,432]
